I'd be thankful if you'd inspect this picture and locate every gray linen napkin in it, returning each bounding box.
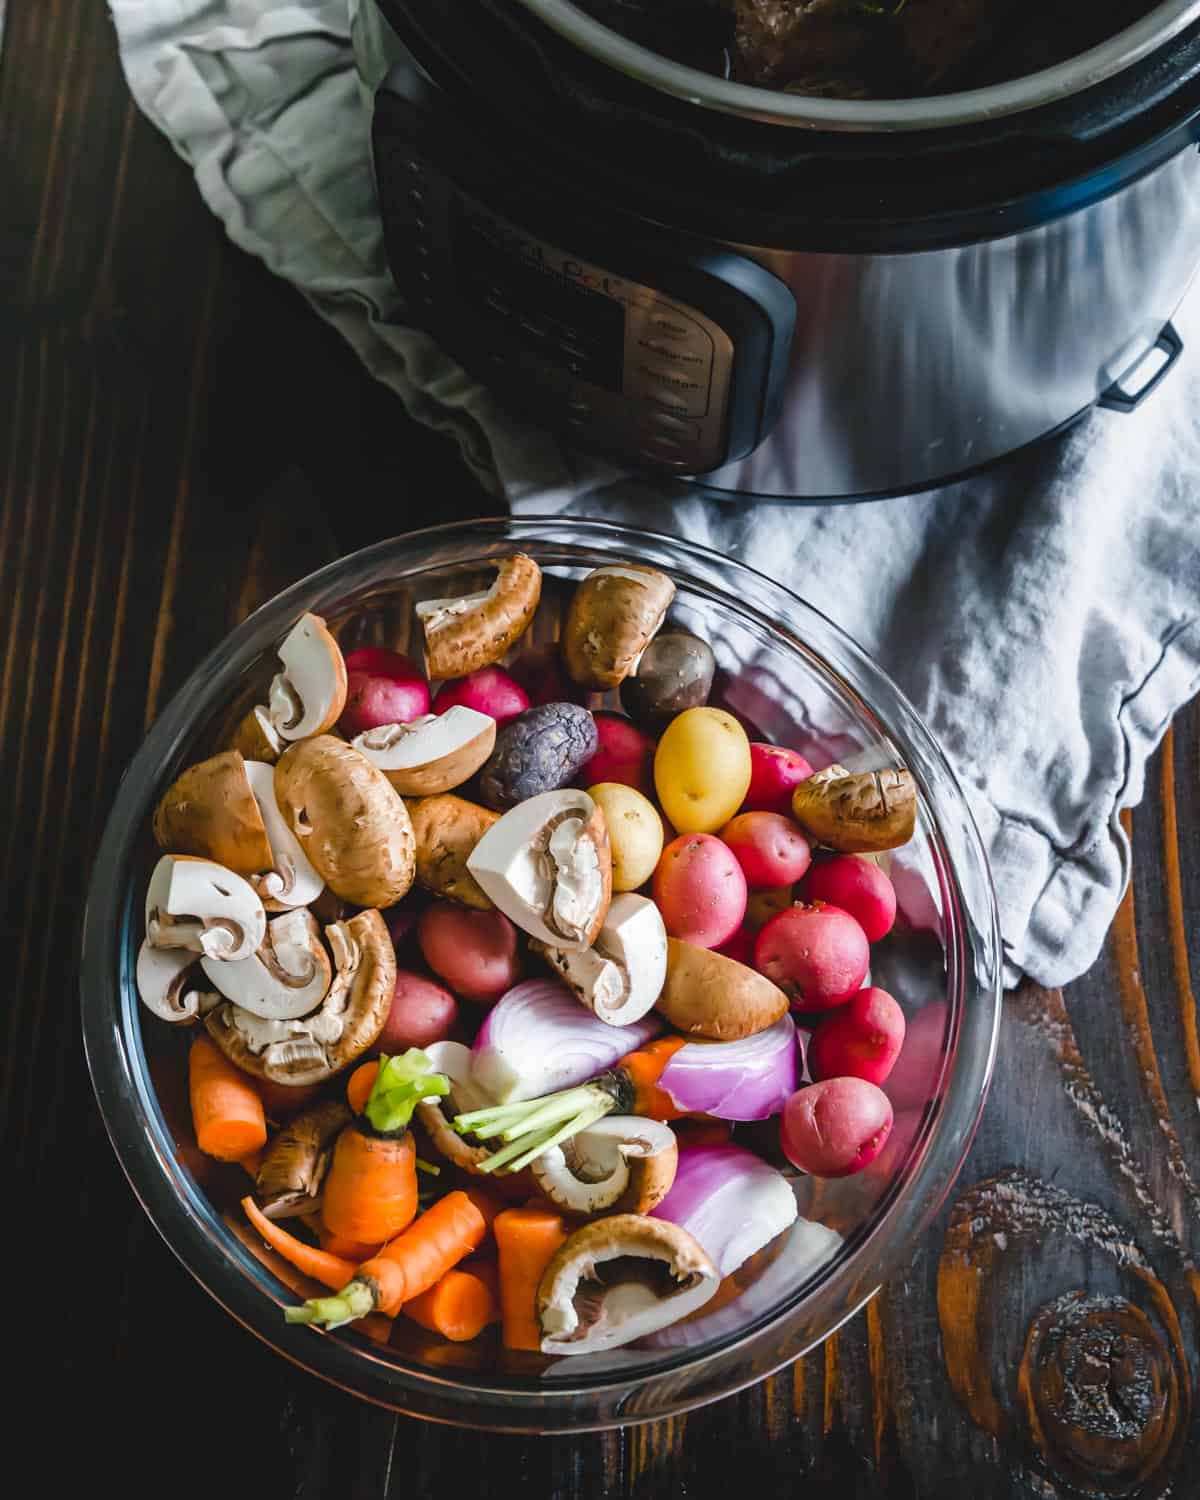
[109,0,1200,989]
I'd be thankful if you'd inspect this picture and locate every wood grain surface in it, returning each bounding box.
[5,4,1200,1495]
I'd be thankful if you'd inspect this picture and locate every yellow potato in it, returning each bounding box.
[588,782,664,892]
[653,707,752,835]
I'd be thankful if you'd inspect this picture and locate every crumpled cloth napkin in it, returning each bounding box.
[109,0,1200,988]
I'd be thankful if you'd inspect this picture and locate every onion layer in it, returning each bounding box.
[657,1015,799,1120]
[651,1145,798,1278]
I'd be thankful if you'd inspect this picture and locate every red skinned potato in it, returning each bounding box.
[580,712,656,795]
[800,854,897,942]
[715,925,755,965]
[340,648,431,737]
[883,1001,948,1110]
[743,744,815,816]
[753,902,869,1010]
[417,903,521,1004]
[509,645,583,707]
[434,667,530,728]
[653,833,747,950]
[807,988,906,1087]
[780,1077,894,1177]
[374,970,460,1054]
[720,811,812,889]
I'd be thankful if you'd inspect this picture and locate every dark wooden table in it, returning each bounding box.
[6,5,1199,1495]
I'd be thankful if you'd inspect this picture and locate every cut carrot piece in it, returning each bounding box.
[493,1207,568,1353]
[190,1036,267,1161]
[402,1265,499,1342]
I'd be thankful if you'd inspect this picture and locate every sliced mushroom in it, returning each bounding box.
[242,759,324,911]
[657,939,789,1041]
[205,909,395,1085]
[532,1117,677,1218]
[274,735,415,908]
[231,704,285,765]
[537,1214,718,1354]
[352,706,496,796]
[135,941,221,1025]
[151,751,274,876]
[466,788,612,950]
[563,563,675,689]
[415,1040,498,1175]
[254,1098,352,1218]
[144,855,266,964]
[533,893,666,1026]
[416,554,541,680]
[268,613,348,742]
[791,765,917,853]
[200,908,332,1021]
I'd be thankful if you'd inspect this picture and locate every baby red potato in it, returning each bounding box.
[434,667,530,728]
[417,903,521,1004]
[753,901,869,1010]
[799,854,897,942]
[720,811,812,889]
[340,648,431,736]
[807,988,906,1087]
[374,969,460,1054]
[742,744,814,816]
[580,711,656,795]
[653,833,748,950]
[780,1076,894,1177]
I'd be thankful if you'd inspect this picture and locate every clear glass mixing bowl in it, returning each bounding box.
[81,517,1001,1431]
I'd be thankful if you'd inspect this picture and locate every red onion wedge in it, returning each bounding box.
[471,979,662,1104]
[657,1015,800,1121]
[651,1145,799,1279]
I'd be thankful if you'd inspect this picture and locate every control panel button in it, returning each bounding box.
[640,388,691,415]
[635,364,709,416]
[638,444,694,468]
[637,409,702,441]
[638,338,708,365]
[648,310,695,339]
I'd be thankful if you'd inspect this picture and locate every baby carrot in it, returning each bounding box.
[321,1126,417,1246]
[190,1036,267,1162]
[241,1196,356,1289]
[493,1206,568,1352]
[621,1036,688,1120]
[402,1264,500,1342]
[346,1060,379,1116]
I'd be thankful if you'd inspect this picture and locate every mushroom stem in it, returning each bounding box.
[284,1278,377,1329]
[454,1083,619,1174]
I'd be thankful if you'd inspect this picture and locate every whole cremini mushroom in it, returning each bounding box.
[143,854,266,964]
[532,1117,678,1218]
[416,553,541,681]
[563,563,675,689]
[200,908,333,1021]
[273,735,415,908]
[408,793,499,910]
[657,938,789,1041]
[791,765,916,853]
[268,613,348,742]
[152,751,274,877]
[537,1213,718,1354]
[205,909,395,1086]
[254,1098,352,1218]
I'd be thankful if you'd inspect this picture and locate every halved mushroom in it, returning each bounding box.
[563,563,675,689]
[151,751,274,876]
[791,765,917,853]
[414,1040,498,1175]
[231,704,285,765]
[537,1214,718,1354]
[268,613,348,742]
[532,892,666,1026]
[416,554,541,680]
[657,939,789,1041]
[409,794,498,910]
[466,788,612,949]
[204,909,395,1085]
[352,706,496,796]
[200,908,332,1021]
[242,759,324,911]
[135,941,221,1025]
[274,735,415,908]
[254,1098,352,1218]
[144,855,266,964]
[532,1117,677,1218]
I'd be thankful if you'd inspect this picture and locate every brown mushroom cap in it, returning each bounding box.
[408,793,499,910]
[532,1117,678,1218]
[273,735,415,908]
[152,751,274,876]
[656,938,789,1041]
[231,705,285,765]
[254,1098,352,1218]
[417,553,542,680]
[563,564,676,690]
[791,766,917,853]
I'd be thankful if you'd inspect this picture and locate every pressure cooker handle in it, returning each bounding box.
[1097,322,1184,413]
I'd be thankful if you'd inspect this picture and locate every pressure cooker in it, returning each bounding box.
[351,0,1200,500]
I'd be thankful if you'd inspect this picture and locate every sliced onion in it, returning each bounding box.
[471,979,662,1104]
[422,1040,494,1113]
[652,1145,799,1279]
[657,1016,800,1121]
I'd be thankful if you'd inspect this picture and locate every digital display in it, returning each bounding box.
[453,208,625,392]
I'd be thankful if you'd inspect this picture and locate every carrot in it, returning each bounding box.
[402,1264,500,1342]
[458,1183,504,1236]
[312,1218,383,1263]
[346,1060,379,1115]
[493,1206,568,1352]
[459,1256,501,1319]
[621,1036,688,1120]
[189,1036,268,1161]
[241,1196,356,1289]
[286,1189,488,1327]
[321,1125,418,1245]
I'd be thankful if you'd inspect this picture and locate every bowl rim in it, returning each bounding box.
[81,515,1002,1430]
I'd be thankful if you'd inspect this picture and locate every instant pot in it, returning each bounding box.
[352,0,1200,499]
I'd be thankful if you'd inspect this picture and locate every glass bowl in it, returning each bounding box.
[81,516,1001,1432]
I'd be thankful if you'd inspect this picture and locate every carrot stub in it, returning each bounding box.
[493,1206,568,1352]
[189,1036,267,1162]
[402,1263,500,1343]
[320,1126,417,1246]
